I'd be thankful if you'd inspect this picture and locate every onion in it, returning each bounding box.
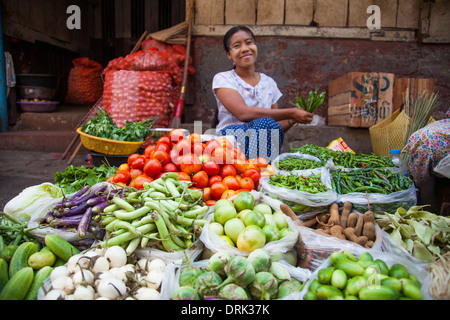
[135,287,160,300]
[104,246,127,268]
[50,266,69,282]
[97,278,127,300]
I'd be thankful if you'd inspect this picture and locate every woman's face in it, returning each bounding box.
[227,30,257,68]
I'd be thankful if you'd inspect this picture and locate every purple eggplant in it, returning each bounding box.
[68,185,90,201]
[49,215,84,227]
[77,207,93,238]
[58,202,90,217]
[63,192,96,208]
[87,196,108,207]
[92,201,109,214]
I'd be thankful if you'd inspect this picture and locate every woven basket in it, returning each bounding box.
[369,109,434,157]
[77,127,144,155]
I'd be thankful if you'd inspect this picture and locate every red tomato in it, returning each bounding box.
[198,154,212,164]
[143,159,162,178]
[130,168,143,180]
[132,175,154,190]
[106,176,114,183]
[208,175,223,187]
[239,177,255,190]
[155,142,170,153]
[203,139,221,157]
[206,200,217,206]
[157,136,171,146]
[221,190,237,199]
[144,145,156,159]
[242,168,261,184]
[188,133,202,145]
[202,187,213,201]
[222,176,240,191]
[179,153,202,175]
[203,160,220,177]
[210,182,229,200]
[127,153,141,167]
[192,143,204,157]
[162,163,178,173]
[220,164,237,179]
[191,170,209,189]
[232,160,247,175]
[174,139,191,156]
[169,129,186,144]
[215,148,234,165]
[118,163,130,172]
[254,156,269,170]
[177,172,191,181]
[236,188,252,194]
[170,149,181,164]
[113,171,131,185]
[218,137,233,150]
[131,156,146,170]
[153,150,170,166]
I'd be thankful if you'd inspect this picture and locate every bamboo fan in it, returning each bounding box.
[145,21,189,45]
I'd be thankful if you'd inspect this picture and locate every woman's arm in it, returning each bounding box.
[215,87,313,123]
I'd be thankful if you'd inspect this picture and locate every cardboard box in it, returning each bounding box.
[328,72,395,128]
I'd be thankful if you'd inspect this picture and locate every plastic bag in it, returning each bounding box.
[102,70,177,128]
[336,184,417,215]
[162,257,312,300]
[272,152,324,176]
[434,153,450,179]
[65,57,103,106]
[199,191,300,257]
[295,222,383,271]
[298,249,432,300]
[259,167,338,218]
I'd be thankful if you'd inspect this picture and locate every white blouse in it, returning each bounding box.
[212,69,283,131]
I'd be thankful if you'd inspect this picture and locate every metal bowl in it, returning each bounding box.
[18,86,56,100]
[16,74,58,88]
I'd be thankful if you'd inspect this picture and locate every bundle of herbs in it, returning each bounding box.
[291,89,326,113]
[81,107,158,142]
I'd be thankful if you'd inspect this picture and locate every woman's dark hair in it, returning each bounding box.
[223,25,255,53]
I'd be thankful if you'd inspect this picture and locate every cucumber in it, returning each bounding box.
[381,277,402,292]
[330,251,345,265]
[335,259,365,277]
[8,242,37,278]
[401,280,423,300]
[359,285,400,300]
[0,258,9,292]
[0,244,18,262]
[346,276,367,296]
[28,247,56,270]
[317,267,334,285]
[44,235,80,262]
[358,251,374,262]
[316,285,344,300]
[389,263,408,279]
[374,259,390,276]
[331,269,347,289]
[342,251,357,262]
[0,267,34,300]
[25,266,53,300]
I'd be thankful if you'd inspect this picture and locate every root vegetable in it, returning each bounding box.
[347,212,358,228]
[328,203,340,226]
[340,201,352,228]
[362,211,376,241]
[344,227,368,247]
[354,214,364,236]
[329,225,346,240]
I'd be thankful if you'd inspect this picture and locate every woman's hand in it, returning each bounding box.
[291,107,314,124]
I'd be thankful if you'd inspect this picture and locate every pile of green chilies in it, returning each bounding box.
[331,168,413,195]
[268,173,328,194]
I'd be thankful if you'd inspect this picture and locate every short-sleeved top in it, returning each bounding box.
[212,69,283,131]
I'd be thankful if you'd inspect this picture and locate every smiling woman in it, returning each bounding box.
[212,26,313,162]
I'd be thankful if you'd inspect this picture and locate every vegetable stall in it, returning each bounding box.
[1,125,449,301]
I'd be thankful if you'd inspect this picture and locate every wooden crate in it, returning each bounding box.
[328,72,395,128]
[393,78,435,113]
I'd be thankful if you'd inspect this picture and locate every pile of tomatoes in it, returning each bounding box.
[108,129,275,206]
